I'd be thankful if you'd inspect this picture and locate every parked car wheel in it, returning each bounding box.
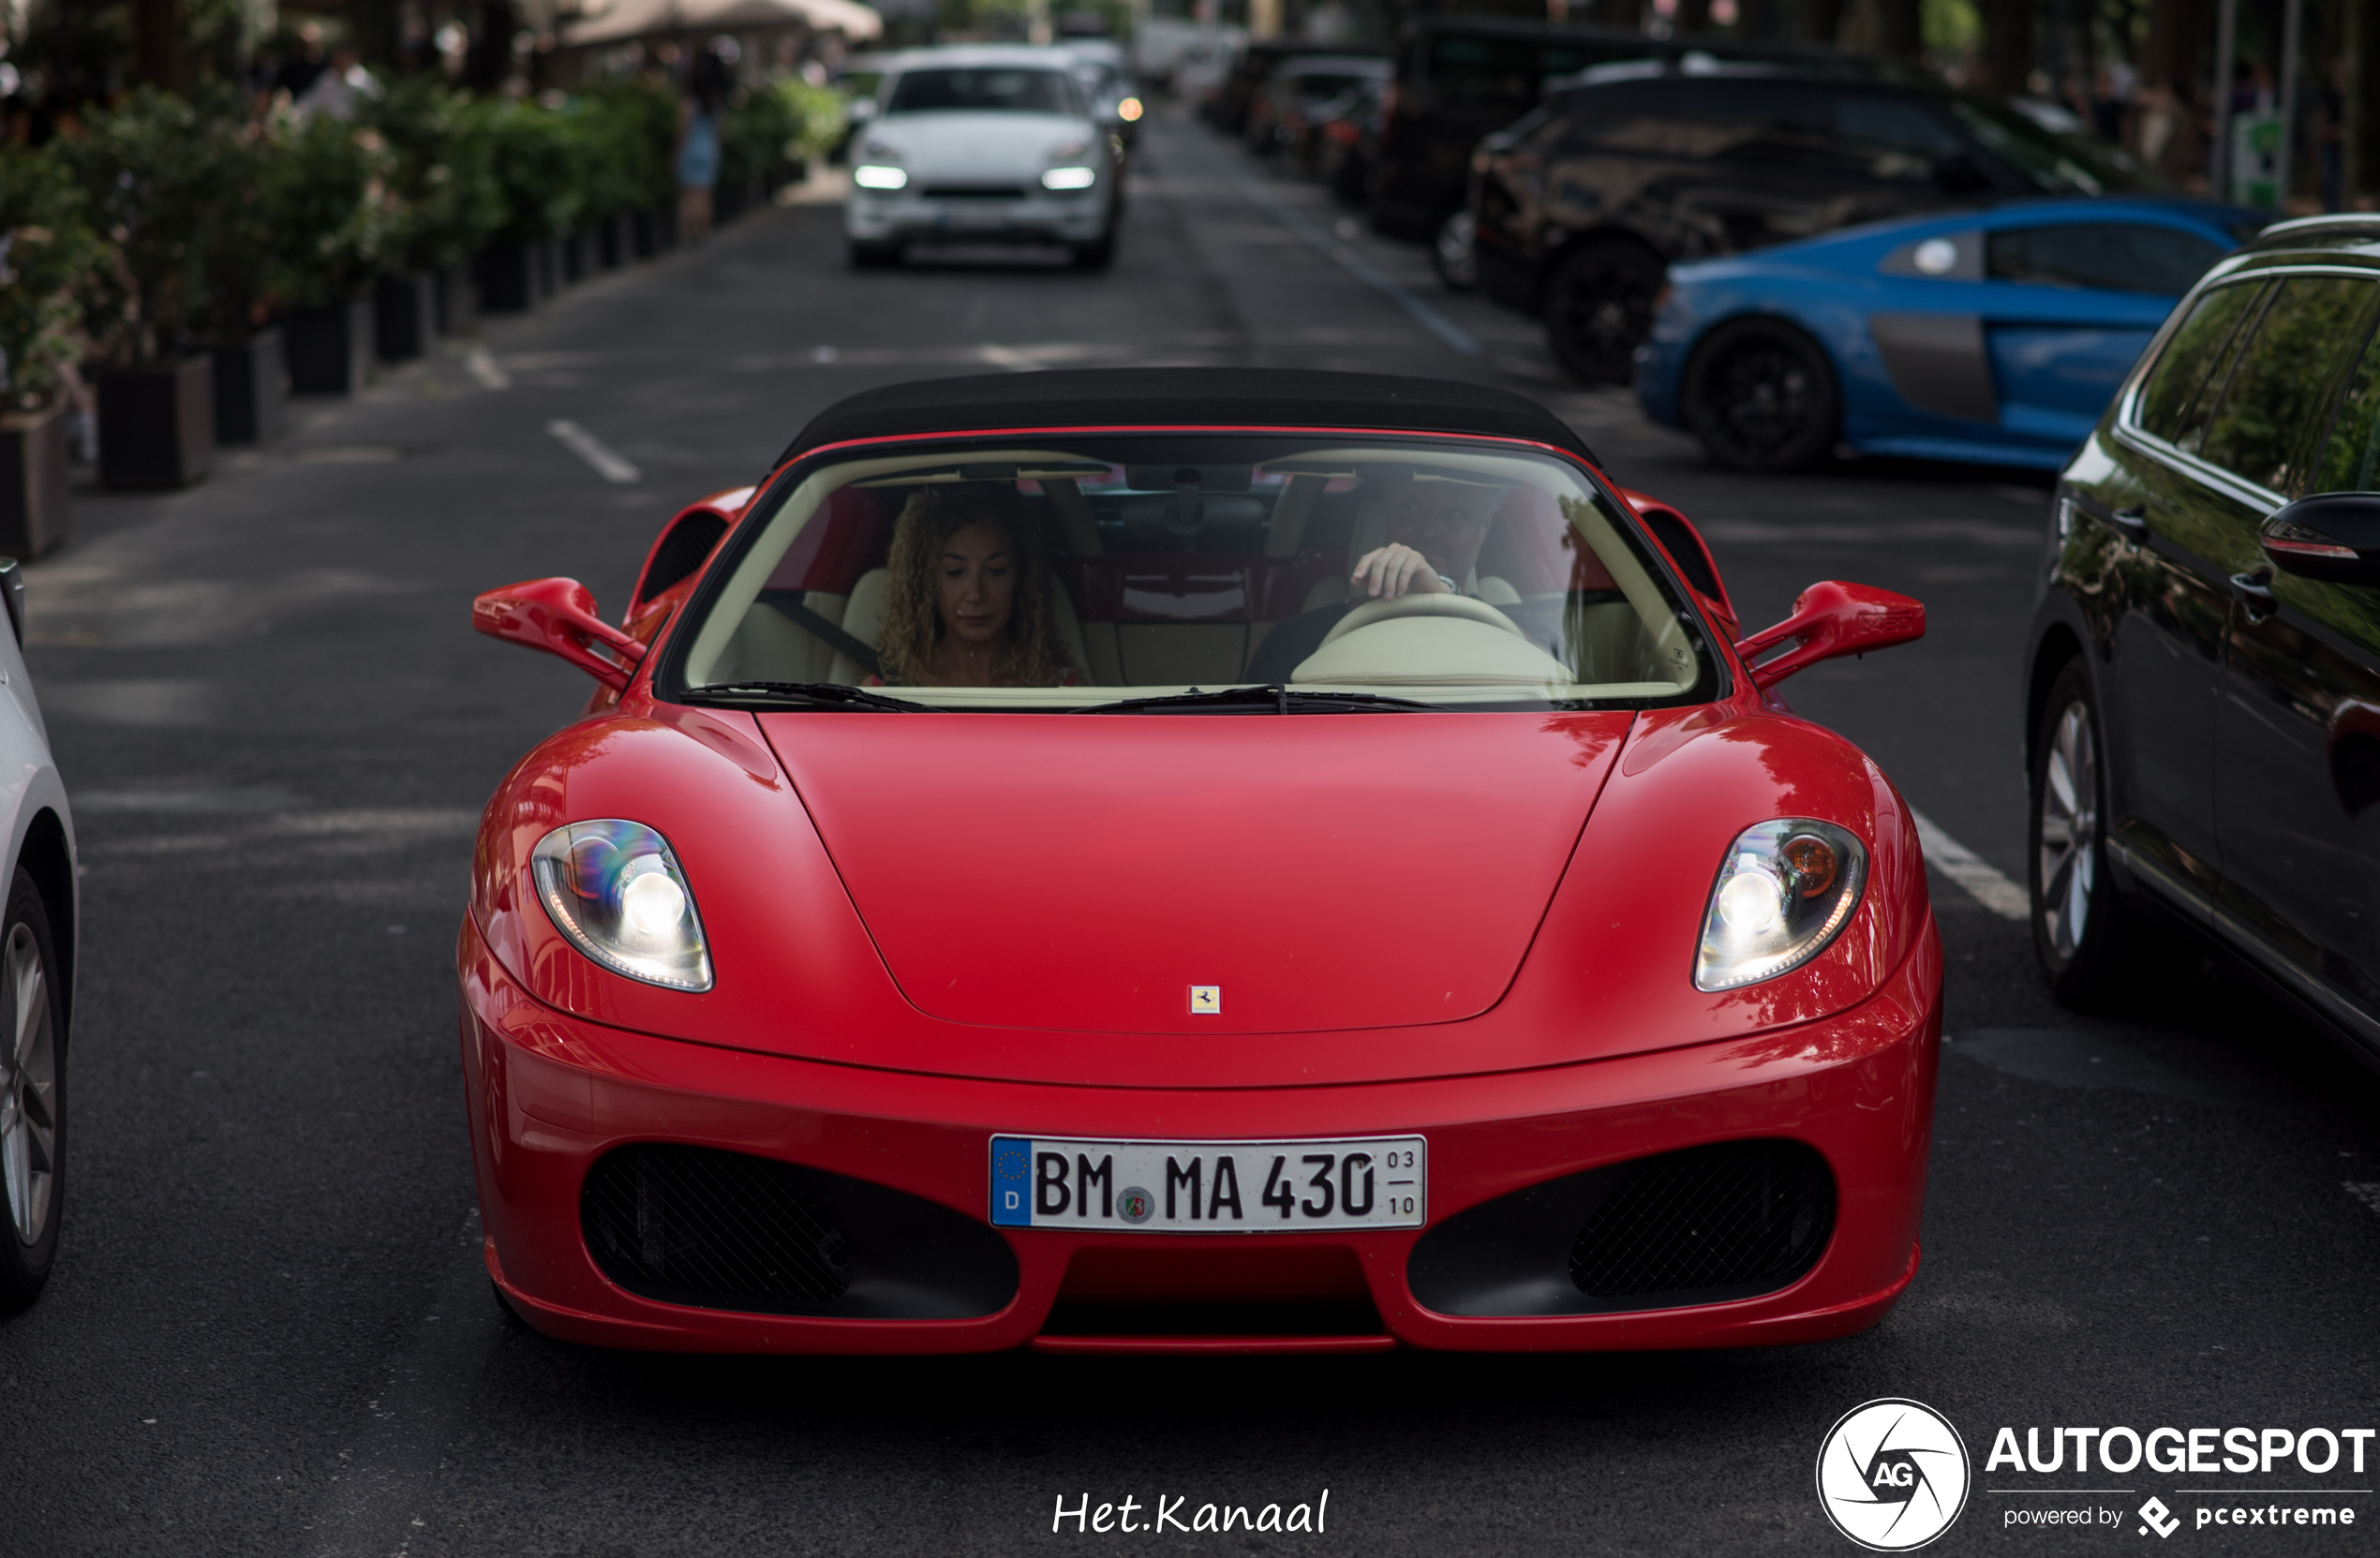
[0,868,63,1313]
[1433,211,1477,292]
[1682,317,1840,472]
[2029,660,2142,1007]
[1543,239,1666,384]
[1071,227,1117,272]
[847,241,900,270]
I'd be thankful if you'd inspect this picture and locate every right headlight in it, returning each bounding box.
[530,819,713,991]
[1693,819,1867,992]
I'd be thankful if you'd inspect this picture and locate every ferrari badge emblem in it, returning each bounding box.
[1188,985,1221,1015]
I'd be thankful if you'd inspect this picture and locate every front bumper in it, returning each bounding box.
[459,912,1939,1353]
[843,187,1110,245]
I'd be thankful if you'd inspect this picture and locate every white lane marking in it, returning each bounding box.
[546,419,641,484]
[1911,809,2030,921]
[2346,1182,2380,1218]
[1189,142,1481,358]
[464,348,510,390]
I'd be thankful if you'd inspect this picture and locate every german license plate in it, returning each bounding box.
[989,1135,1426,1232]
[945,204,1012,229]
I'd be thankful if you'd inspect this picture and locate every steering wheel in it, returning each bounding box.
[1318,590,1532,648]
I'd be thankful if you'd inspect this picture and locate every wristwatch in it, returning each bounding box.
[1435,572,1461,594]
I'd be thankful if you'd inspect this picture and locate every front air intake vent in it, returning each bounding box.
[584,1143,854,1306]
[579,1144,1019,1319]
[1406,1138,1837,1317]
[1569,1139,1834,1300]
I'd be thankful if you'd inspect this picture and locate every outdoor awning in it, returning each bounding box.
[561,0,883,48]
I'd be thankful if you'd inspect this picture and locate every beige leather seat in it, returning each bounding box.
[826,568,1093,685]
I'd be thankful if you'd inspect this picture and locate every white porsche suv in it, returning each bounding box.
[844,46,1123,271]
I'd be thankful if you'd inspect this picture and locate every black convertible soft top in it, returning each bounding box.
[774,368,1601,469]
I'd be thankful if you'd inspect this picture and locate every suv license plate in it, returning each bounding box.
[989,1135,1425,1233]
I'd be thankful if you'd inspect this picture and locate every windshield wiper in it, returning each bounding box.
[1071,684,1442,715]
[678,681,927,712]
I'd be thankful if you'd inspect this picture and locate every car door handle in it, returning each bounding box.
[2230,570,2278,623]
[2111,506,2148,534]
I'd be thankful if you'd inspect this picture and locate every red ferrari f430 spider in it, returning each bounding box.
[462,369,1936,1354]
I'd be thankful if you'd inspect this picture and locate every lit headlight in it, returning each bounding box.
[530,819,713,991]
[852,164,908,190]
[1693,819,1867,992]
[1041,166,1097,190]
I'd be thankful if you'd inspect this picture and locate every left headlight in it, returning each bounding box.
[531,819,713,991]
[1693,819,1867,992]
[1041,166,1097,190]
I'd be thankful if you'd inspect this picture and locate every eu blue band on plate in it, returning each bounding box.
[990,1136,1033,1226]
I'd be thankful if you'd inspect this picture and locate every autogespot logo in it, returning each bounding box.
[1817,1398,1973,1551]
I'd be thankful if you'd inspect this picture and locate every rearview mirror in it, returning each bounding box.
[472,577,648,690]
[1733,580,1925,690]
[2261,493,2380,586]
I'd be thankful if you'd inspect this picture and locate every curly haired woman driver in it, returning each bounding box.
[872,485,1079,688]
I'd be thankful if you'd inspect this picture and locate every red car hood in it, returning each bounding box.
[757,713,1631,1035]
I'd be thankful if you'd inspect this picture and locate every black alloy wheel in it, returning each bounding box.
[1542,239,1667,384]
[0,868,62,1311]
[1681,317,1841,472]
[2029,660,2141,1007]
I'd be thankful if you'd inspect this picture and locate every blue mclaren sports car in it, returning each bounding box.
[1634,198,2263,471]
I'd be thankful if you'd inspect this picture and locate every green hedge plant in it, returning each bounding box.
[0,145,106,413]
[261,113,397,310]
[364,78,503,276]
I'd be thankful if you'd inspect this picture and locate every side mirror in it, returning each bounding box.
[1734,580,1925,690]
[472,578,648,690]
[2261,492,2380,586]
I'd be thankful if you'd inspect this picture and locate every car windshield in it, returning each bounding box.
[887,67,1078,116]
[1947,96,2162,194]
[667,436,1717,712]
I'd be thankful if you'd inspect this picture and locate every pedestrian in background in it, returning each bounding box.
[677,48,731,245]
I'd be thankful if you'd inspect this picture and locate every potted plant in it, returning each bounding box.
[0,145,102,553]
[265,113,394,394]
[583,77,677,260]
[61,88,241,489]
[473,97,581,313]
[366,80,500,354]
[189,125,283,445]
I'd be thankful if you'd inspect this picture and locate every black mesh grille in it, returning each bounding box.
[1569,1140,1834,1300]
[583,1144,854,1308]
[636,512,727,605]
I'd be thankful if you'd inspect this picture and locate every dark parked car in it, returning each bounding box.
[1309,77,1388,203]
[1245,53,1391,156]
[1366,17,1864,248]
[1201,39,1370,137]
[2025,214,2380,1069]
[1472,70,2163,382]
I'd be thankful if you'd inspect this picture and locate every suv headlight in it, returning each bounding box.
[852,164,908,190]
[1693,819,1867,992]
[531,819,713,991]
[1041,167,1096,190]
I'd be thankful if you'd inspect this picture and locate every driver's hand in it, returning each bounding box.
[1350,543,1447,600]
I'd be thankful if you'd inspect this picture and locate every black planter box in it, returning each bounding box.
[657,200,679,251]
[375,273,437,363]
[476,240,543,314]
[97,358,215,489]
[435,264,478,335]
[0,404,72,556]
[533,236,559,298]
[716,180,749,224]
[595,215,626,271]
[560,229,588,286]
[284,299,377,395]
[211,329,287,445]
[629,208,661,260]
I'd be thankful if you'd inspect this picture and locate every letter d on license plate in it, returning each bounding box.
[989,1135,1426,1232]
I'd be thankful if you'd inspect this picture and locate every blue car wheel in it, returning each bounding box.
[1683,317,1841,472]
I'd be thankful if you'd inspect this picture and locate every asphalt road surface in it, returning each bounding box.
[10,110,2379,1556]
